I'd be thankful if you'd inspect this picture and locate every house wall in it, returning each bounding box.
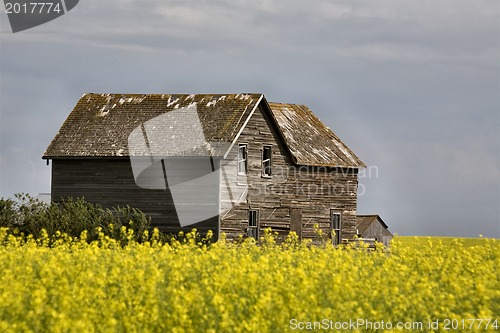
[50,158,219,237]
[220,104,359,243]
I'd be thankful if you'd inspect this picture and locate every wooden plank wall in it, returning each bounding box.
[51,158,218,237]
[220,104,359,243]
[361,220,393,247]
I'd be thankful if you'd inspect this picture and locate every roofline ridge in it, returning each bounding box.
[81,92,264,96]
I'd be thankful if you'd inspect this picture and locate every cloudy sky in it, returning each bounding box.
[1,0,498,237]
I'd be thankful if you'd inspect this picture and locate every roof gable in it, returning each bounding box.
[267,103,365,168]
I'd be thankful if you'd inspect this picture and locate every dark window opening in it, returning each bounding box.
[238,144,247,175]
[331,212,341,246]
[262,145,272,177]
[248,210,259,240]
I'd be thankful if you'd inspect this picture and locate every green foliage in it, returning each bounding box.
[0,193,151,245]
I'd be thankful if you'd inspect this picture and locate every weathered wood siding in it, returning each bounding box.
[51,158,219,237]
[220,104,359,242]
[360,219,393,246]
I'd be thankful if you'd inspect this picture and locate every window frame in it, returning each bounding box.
[331,211,342,246]
[261,145,272,177]
[237,143,248,175]
[248,209,260,240]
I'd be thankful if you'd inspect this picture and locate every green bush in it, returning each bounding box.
[0,193,152,245]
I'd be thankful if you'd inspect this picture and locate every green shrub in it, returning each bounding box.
[0,193,152,245]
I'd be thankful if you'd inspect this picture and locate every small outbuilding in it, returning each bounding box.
[356,215,393,246]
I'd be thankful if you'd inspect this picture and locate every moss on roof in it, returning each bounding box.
[268,103,365,167]
[44,93,262,158]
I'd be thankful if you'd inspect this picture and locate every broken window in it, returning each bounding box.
[331,212,341,246]
[238,144,247,175]
[262,145,272,177]
[248,210,259,240]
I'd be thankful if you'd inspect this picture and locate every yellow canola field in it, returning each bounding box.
[0,229,498,333]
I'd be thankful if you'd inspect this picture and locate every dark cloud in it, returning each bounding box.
[1,0,498,237]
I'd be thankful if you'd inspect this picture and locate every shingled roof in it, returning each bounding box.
[43,93,365,168]
[268,103,365,167]
[44,93,262,158]
[356,215,390,234]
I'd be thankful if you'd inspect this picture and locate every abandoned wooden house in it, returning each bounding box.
[43,93,366,243]
[356,215,393,246]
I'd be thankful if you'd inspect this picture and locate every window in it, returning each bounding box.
[331,212,341,246]
[248,210,259,240]
[238,144,247,175]
[262,145,272,177]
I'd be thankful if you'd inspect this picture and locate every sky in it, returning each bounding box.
[0,0,499,237]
